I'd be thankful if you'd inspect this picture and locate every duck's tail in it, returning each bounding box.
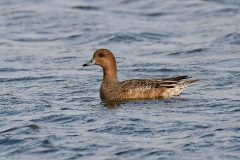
[185,79,199,85]
[173,79,199,96]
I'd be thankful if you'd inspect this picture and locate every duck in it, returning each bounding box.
[83,49,198,102]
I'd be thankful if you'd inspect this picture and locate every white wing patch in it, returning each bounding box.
[138,86,152,91]
[128,86,152,94]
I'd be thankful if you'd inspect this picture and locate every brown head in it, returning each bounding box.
[83,49,118,81]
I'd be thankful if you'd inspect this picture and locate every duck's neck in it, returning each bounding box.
[102,65,118,83]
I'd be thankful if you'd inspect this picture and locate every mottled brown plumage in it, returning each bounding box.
[83,49,198,102]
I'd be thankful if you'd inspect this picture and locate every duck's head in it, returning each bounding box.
[83,49,117,69]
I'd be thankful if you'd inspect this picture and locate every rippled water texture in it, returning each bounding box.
[0,0,240,159]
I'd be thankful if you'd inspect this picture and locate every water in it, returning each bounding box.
[0,0,240,159]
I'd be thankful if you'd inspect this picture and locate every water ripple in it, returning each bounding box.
[71,6,100,11]
[0,124,40,134]
[168,48,207,56]
[0,68,29,72]
[217,32,240,45]
[0,76,56,83]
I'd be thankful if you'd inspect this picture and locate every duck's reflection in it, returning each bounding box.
[101,101,124,109]
[100,98,161,109]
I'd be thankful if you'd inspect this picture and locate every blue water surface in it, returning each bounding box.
[0,0,240,159]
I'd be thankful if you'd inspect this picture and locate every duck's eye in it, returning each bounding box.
[99,53,104,58]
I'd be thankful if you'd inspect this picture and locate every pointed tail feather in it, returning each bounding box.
[180,79,199,88]
[173,79,199,96]
[187,79,199,85]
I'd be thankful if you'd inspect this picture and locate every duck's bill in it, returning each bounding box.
[83,59,96,67]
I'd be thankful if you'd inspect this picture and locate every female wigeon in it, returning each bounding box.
[83,49,198,102]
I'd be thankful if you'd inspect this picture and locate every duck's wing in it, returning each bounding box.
[119,76,198,91]
[119,79,179,91]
